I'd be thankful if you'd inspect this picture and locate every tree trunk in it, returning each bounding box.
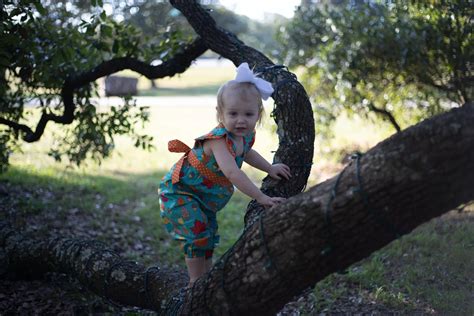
[2,103,473,314]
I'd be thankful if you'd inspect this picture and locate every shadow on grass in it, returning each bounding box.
[0,165,250,261]
[0,165,166,205]
[138,84,222,97]
[0,165,183,262]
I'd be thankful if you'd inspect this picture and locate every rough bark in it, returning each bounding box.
[2,103,473,314]
[0,222,187,312]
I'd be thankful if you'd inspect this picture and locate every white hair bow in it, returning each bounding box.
[234,62,274,100]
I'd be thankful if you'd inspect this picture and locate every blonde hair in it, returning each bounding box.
[216,81,264,125]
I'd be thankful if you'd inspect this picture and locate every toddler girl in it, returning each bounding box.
[159,62,291,285]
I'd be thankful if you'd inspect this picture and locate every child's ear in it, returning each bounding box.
[216,107,222,122]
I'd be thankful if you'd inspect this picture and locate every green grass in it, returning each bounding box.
[114,64,235,97]
[139,84,224,96]
[314,208,474,314]
[1,163,249,265]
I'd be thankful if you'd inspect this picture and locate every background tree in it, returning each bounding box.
[0,0,285,172]
[122,1,286,63]
[279,0,472,143]
[0,0,196,170]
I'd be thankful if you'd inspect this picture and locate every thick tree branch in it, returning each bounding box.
[177,102,474,315]
[1,38,208,142]
[0,221,188,311]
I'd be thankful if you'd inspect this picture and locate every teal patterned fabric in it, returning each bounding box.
[159,125,255,258]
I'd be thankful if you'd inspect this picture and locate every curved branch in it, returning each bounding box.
[71,37,209,86]
[1,37,208,142]
[367,102,402,133]
[170,0,266,64]
[0,117,32,135]
[170,0,315,224]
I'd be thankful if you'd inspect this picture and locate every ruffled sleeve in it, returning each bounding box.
[195,124,227,141]
[194,124,236,157]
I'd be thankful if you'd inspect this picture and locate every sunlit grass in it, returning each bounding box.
[12,101,286,179]
[114,61,235,94]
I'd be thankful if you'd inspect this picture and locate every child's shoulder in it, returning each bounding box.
[195,124,227,141]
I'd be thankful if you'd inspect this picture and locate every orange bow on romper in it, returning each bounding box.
[168,139,231,186]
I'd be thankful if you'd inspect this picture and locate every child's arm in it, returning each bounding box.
[207,139,286,208]
[245,149,291,180]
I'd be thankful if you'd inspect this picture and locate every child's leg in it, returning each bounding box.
[205,249,213,272]
[205,258,213,272]
[185,257,207,286]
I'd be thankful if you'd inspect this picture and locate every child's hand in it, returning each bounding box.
[268,163,291,180]
[257,194,287,208]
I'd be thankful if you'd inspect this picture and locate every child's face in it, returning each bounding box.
[220,93,260,137]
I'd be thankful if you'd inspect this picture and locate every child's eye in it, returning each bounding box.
[246,112,255,116]
[229,112,237,116]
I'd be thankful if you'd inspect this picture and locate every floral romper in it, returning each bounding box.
[159,124,255,258]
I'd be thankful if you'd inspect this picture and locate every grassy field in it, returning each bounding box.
[2,63,473,314]
[115,59,236,96]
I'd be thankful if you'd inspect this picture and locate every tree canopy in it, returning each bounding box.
[1,0,167,169]
[280,0,472,137]
[0,0,286,172]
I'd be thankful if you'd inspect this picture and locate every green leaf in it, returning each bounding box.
[86,24,96,36]
[0,57,9,67]
[101,24,113,38]
[33,2,47,16]
[112,41,119,54]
